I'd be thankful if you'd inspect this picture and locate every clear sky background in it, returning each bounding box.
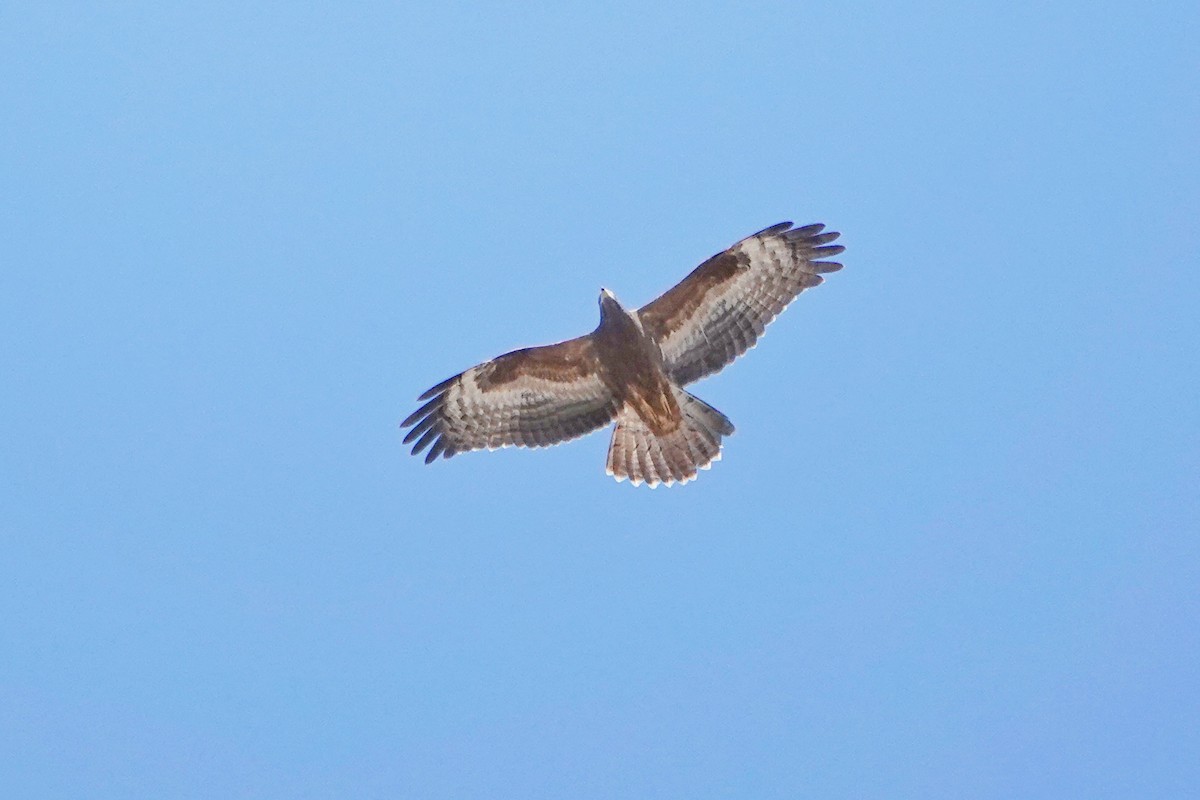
[3,3,1198,798]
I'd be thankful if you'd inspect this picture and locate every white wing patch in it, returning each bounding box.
[443,367,614,451]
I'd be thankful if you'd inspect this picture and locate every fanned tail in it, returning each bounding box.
[605,389,734,487]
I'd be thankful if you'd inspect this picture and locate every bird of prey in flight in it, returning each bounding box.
[401,221,844,487]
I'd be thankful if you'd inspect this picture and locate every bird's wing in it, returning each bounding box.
[401,334,618,463]
[637,222,844,385]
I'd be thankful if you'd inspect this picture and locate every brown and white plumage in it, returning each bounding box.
[401,221,844,486]
[638,222,845,385]
[401,336,619,463]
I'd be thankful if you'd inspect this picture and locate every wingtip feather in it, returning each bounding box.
[402,394,443,428]
[417,376,457,401]
[752,221,793,238]
[783,222,826,239]
[402,413,438,444]
[411,426,439,457]
[424,437,446,463]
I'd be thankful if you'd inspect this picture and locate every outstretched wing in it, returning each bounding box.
[637,222,844,385]
[401,335,619,463]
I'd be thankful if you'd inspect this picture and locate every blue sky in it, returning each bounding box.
[3,2,1198,797]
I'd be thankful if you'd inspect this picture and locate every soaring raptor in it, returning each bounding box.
[401,221,844,487]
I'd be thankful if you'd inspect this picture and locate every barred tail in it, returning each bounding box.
[605,390,734,487]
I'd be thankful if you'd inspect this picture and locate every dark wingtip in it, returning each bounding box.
[784,222,826,239]
[418,375,458,401]
[403,412,439,444]
[401,394,443,428]
[807,231,841,246]
[752,221,794,238]
[424,437,446,464]
[411,425,440,457]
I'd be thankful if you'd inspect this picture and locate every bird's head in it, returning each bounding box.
[598,287,622,314]
[597,287,639,332]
